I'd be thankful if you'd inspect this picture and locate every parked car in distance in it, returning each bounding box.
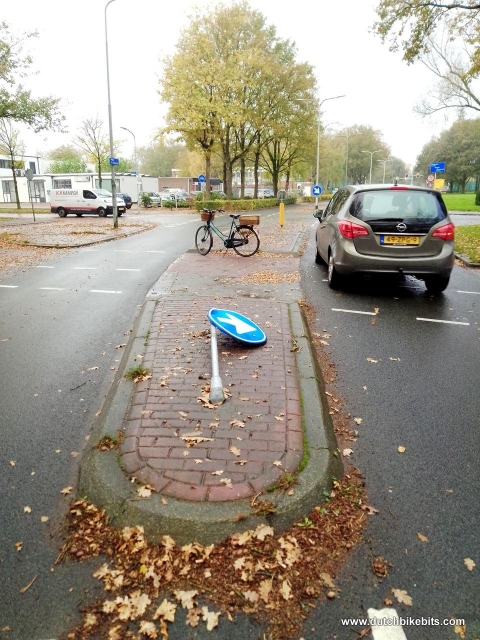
[117,192,132,209]
[259,188,275,198]
[314,184,454,293]
[139,191,162,206]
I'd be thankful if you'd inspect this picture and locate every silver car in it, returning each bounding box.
[314,184,455,293]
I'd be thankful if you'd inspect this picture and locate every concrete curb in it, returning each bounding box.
[24,224,156,249]
[78,258,341,546]
[455,252,480,268]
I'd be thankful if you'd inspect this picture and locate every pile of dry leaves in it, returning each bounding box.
[59,474,367,639]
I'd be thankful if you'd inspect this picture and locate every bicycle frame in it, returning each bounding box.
[204,214,239,246]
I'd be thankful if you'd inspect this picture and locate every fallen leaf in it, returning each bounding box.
[235,460,247,466]
[220,478,233,488]
[137,485,153,498]
[229,446,241,457]
[15,542,23,552]
[280,579,292,600]
[138,621,158,638]
[353,417,363,425]
[115,344,126,349]
[366,357,378,363]
[174,589,198,610]
[273,460,282,467]
[9,460,15,466]
[87,366,99,371]
[186,608,200,627]
[60,486,72,495]
[454,624,466,639]
[389,357,401,361]
[179,411,188,417]
[211,470,224,476]
[319,572,336,589]
[391,588,413,606]
[161,497,168,505]
[362,504,379,515]
[230,419,245,428]
[201,606,221,631]
[70,451,79,458]
[153,598,176,622]
[464,558,475,571]
[243,590,259,603]
[194,459,203,464]
[274,415,284,421]
[254,524,274,541]
[417,532,429,543]
[40,516,49,523]
[342,448,353,457]
[398,446,406,453]
[23,506,31,513]
[258,579,272,603]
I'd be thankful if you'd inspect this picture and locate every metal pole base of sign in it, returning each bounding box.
[209,324,225,404]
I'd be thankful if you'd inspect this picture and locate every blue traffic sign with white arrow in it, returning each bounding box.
[207,308,267,346]
[312,185,322,196]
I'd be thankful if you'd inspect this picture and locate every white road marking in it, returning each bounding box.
[0,285,18,288]
[146,250,165,253]
[332,308,377,316]
[457,290,480,295]
[74,267,96,270]
[114,250,134,252]
[116,268,140,271]
[39,287,65,291]
[368,607,408,640]
[416,317,470,326]
[82,249,99,251]
[90,289,122,294]
[35,266,54,268]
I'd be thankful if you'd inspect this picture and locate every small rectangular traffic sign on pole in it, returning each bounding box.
[429,162,446,173]
[109,157,119,166]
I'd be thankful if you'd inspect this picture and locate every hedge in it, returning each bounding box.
[194,196,296,212]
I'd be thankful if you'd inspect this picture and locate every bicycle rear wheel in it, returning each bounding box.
[232,225,260,257]
[195,225,213,255]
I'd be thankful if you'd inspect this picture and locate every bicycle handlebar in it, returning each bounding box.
[202,208,224,214]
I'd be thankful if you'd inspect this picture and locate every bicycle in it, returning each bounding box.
[195,208,260,257]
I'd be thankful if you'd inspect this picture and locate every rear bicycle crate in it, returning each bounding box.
[239,215,260,226]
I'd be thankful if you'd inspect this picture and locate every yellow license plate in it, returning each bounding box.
[381,235,420,246]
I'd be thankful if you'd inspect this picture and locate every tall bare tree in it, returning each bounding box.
[75,117,110,187]
[0,118,25,208]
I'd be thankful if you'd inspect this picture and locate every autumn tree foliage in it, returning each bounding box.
[159,1,317,198]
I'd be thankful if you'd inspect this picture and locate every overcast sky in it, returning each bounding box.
[3,0,461,168]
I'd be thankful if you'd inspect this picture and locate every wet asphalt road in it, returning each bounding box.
[299,220,480,640]
[0,213,199,639]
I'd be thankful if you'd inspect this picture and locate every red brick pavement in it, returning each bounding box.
[120,296,303,501]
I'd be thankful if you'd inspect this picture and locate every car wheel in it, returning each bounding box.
[97,207,107,217]
[315,246,323,265]
[424,275,450,293]
[327,252,343,289]
[127,204,132,209]
[76,213,83,217]
[57,207,67,217]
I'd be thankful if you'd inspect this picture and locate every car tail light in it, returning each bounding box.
[338,220,369,239]
[432,222,455,241]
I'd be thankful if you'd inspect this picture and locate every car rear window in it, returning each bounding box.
[350,190,447,224]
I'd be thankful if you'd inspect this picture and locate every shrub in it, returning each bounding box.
[141,193,152,208]
[475,191,480,206]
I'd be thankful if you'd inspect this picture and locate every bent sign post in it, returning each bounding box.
[206,309,267,404]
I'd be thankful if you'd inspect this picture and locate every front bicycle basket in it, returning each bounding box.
[200,211,215,222]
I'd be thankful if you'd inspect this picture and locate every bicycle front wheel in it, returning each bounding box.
[232,225,260,257]
[195,225,213,255]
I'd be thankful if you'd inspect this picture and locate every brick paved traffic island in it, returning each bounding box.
[120,296,303,502]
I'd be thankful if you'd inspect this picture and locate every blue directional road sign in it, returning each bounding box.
[312,185,322,196]
[430,162,446,173]
[207,308,267,346]
[198,174,206,183]
[109,157,119,166]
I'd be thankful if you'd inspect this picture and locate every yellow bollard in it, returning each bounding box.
[279,201,285,228]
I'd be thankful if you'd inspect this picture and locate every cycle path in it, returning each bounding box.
[78,207,341,545]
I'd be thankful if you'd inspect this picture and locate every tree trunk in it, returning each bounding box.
[97,159,102,189]
[205,148,211,200]
[253,154,259,199]
[11,153,21,209]
[240,157,245,199]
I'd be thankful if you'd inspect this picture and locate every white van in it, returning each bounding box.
[50,188,126,217]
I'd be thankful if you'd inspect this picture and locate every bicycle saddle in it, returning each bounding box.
[229,214,241,219]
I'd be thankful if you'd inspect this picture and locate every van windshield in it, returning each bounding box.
[95,189,111,197]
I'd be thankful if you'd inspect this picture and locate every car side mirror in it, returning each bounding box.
[313,210,322,219]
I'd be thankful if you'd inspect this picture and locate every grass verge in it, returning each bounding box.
[455,225,480,262]
[443,193,480,212]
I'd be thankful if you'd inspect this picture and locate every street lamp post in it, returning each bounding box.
[120,126,140,215]
[377,159,390,184]
[105,0,118,228]
[338,131,363,185]
[362,150,382,184]
[297,94,345,210]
